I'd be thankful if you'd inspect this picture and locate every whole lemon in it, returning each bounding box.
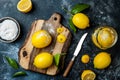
[33,52,53,69]
[32,30,52,48]
[93,52,111,69]
[72,13,90,29]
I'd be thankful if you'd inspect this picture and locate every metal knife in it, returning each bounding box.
[63,33,88,77]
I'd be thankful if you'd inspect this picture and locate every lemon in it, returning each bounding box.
[81,70,96,80]
[81,54,90,64]
[17,0,32,13]
[92,26,118,50]
[92,27,103,49]
[72,13,90,29]
[32,30,52,48]
[57,34,66,43]
[97,28,115,48]
[33,52,53,69]
[93,52,111,69]
[57,27,64,34]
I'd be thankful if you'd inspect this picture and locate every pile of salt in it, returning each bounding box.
[0,20,18,40]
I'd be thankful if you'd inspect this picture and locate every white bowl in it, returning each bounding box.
[0,17,20,43]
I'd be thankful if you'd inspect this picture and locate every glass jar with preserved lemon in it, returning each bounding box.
[92,26,118,50]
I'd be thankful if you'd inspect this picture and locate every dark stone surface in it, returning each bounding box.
[0,0,120,80]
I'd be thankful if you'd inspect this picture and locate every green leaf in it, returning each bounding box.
[71,4,90,15]
[5,56,19,69]
[13,71,27,77]
[69,17,76,33]
[53,54,61,67]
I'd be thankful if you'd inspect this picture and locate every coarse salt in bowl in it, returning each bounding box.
[0,17,20,43]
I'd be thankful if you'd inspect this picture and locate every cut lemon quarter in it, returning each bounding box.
[17,0,32,13]
[81,70,96,80]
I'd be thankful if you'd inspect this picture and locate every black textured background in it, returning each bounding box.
[0,0,120,80]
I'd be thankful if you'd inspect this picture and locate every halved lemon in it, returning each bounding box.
[81,70,96,80]
[17,0,32,13]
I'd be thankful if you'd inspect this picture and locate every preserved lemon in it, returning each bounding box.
[92,26,118,49]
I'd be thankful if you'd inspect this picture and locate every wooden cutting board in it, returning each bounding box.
[18,13,72,75]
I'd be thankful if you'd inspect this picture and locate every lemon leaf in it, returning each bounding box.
[69,17,76,33]
[71,4,90,15]
[53,54,61,67]
[13,71,27,77]
[5,56,19,69]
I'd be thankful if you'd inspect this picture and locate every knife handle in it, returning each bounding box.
[63,58,74,77]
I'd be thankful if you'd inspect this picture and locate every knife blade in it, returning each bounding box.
[63,33,88,77]
[74,33,88,56]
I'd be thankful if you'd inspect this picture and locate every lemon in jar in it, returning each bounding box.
[92,26,118,49]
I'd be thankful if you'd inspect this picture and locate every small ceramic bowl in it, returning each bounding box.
[0,17,20,43]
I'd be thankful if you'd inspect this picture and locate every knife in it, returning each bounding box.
[63,33,88,77]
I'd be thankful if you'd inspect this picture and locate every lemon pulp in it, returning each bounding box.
[17,0,32,13]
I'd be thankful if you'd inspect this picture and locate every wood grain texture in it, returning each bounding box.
[19,13,72,75]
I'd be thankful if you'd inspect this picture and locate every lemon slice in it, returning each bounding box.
[81,54,90,64]
[57,34,66,43]
[81,70,96,80]
[17,0,32,13]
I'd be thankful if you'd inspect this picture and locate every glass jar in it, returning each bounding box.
[92,26,118,50]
